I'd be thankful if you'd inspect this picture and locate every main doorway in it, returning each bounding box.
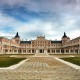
[39,49,44,53]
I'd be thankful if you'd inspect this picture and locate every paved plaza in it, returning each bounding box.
[0,54,80,80]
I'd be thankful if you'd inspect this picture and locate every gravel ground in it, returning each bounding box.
[0,54,80,80]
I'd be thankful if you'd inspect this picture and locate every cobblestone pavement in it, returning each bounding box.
[0,54,80,80]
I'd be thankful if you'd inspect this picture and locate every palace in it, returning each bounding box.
[0,32,80,54]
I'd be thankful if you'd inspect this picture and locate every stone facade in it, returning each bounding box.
[0,32,80,54]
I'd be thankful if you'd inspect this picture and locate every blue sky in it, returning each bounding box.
[0,0,80,40]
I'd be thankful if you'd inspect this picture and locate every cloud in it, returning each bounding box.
[15,20,57,40]
[0,11,80,40]
[0,12,59,40]
[68,29,80,40]
[0,13,22,36]
[0,0,80,40]
[0,0,80,13]
[0,0,80,22]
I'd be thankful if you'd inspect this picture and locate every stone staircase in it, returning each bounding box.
[34,53,49,57]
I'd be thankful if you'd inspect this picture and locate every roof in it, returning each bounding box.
[15,32,20,38]
[62,32,67,38]
[71,36,80,41]
[51,41,62,44]
[0,36,11,40]
[20,41,31,44]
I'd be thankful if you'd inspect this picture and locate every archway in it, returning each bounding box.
[40,49,42,53]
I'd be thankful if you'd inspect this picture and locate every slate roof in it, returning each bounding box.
[51,41,62,44]
[71,36,80,41]
[62,32,67,38]
[20,41,31,44]
[15,32,20,38]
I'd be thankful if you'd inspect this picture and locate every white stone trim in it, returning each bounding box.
[54,57,80,69]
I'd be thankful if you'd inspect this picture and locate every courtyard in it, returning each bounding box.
[0,54,80,80]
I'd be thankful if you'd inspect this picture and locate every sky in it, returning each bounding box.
[0,0,80,40]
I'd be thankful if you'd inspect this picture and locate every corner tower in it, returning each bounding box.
[14,32,21,44]
[62,32,70,43]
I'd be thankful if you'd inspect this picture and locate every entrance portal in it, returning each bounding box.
[39,49,44,53]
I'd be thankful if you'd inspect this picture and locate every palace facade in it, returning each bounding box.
[0,32,80,54]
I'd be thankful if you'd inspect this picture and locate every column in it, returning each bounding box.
[69,50,70,54]
[21,50,23,54]
[36,49,39,53]
[44,49,47,53]
[77,49,79,54]
[1,47,4,54]
[13,50,14,54]
[60,49,61,54]
[17,50,18,54]
[31,50,32,53]
[74,50,75,54]
[55,50,56,54]
[26,50,27,53]
[50,49,51,53]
